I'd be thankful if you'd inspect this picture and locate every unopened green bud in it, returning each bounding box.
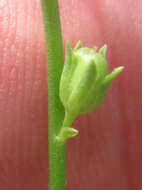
[59,41,124,119]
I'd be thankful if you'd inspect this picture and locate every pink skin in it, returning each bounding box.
[0,0,141,189]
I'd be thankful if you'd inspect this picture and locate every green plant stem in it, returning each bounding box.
[40,0,66,189]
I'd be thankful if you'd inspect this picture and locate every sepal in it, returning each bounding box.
[103,66,124,86]
[99,44,107,57]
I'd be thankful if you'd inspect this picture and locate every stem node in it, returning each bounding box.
[56,127,79,146]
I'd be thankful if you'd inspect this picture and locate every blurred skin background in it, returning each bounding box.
[0,0,142,189]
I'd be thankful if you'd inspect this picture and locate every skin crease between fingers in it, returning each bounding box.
[0,0,142,189]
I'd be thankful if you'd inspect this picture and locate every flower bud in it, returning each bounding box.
[59,41,124,119]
